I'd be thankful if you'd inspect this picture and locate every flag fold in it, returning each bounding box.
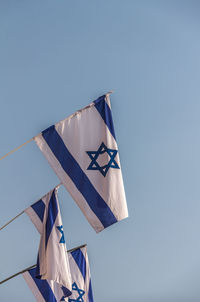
[25,186,72,297]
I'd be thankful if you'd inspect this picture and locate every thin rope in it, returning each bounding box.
[0,211,25,231]
[0,244,87,285]
[0,137,34,161]
[0,264,37,285]
[0,91,114,163]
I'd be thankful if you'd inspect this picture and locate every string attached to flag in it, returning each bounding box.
[0,137,34,161]
[0,244,87,285]
[0,210,25,231]
[0,183,62,232]
[0,91,114,162]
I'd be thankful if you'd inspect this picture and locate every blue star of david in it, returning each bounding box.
[67,282,85,302]
[56,225,65,244]
[86,142,120,177]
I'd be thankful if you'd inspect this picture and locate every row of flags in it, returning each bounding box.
[1,94,128,301]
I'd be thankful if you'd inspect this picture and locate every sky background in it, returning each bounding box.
[1,1,200,301]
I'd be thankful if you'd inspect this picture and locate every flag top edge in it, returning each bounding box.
[35,94,108,137]
[25,184,61,212]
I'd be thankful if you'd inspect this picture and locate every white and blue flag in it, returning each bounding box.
[23,245,94,302]
[24,186,72,298]
[67,246,94,302]
[34,94,128,233]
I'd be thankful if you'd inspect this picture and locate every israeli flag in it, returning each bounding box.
[23,246,94,302]
[24,186,72,298]
[34,94,128,233]
[67,246,94,302]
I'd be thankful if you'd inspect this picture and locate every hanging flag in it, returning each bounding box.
[34,94,128,233]
[23,245,94,302]
[68,245,94,302]
[24,186,72,297]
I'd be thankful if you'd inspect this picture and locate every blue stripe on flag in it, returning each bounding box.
[71,249,86,280]
[29,268,57,302]
[42,126,117,229]
[94,95,116,140]
[31,199,45,223]
[88,279,94,302]
[45,190,58,248]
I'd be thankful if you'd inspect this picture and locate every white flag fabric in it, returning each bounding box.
[23,245,94,302]
[34,94,128,233]
[67,245,94,302]
[24,186,72,297]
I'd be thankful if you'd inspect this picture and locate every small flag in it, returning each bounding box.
[23,246,94,302]
[24,186,72,297]
[34,94,128,233]
[68,246,94,302]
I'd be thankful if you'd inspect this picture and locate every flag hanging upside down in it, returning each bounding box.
[24,186,72,298]
[34,94,128,233]
[23,245,94,302]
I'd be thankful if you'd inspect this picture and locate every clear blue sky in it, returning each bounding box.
[1,1,200,301]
